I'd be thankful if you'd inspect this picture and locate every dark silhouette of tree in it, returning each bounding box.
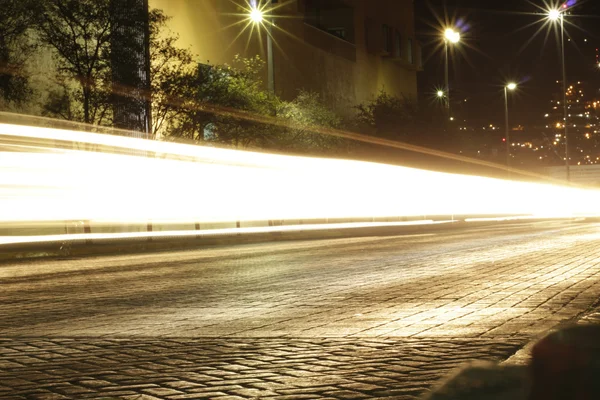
[35,0,113,125]
[0,0,37,106]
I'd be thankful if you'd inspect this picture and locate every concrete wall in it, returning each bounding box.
[149,0,420,115]
[541,165,600,187]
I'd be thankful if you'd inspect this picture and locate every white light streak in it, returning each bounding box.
[1,122,600,245]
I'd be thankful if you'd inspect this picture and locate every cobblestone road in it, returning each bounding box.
[0,338,524,400]
[2,220,600,399]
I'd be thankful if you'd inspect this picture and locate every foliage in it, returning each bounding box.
[161,55,279,147]
[275,91,345,153]
[149,9,198,136]
[0,0,38,106]
[355,90,419,141]
[35,0,113,124]
[354,90,453,150]
[27,2,346,155]
[158,55,346,154]
[42,80,76,121]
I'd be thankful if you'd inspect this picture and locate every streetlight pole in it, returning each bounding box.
[504,83,517,167]
[266,18,274,93]
[549,8,570,181]
[443,28,460,120]
[560,14,570,181]
[250,2,275,93]
[444,40,450,117]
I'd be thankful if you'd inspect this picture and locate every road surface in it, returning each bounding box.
[1,220,600,399]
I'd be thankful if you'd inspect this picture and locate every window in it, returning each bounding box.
[407,38,414,64]
[382,24,392,54]
[326,27,347,40]
[394,30,402,58]
[305,0,355,43]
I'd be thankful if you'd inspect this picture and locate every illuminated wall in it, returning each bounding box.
[148,0,420,115]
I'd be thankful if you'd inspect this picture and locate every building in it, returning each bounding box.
[149,0,422,115]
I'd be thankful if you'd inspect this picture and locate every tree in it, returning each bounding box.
[35,0,113,125]
[355,91,419,141]
[160,55,279,147]
[148,9,196,137]
[354,90,452,150]
[275,91,345,154]
[0,0,37,107]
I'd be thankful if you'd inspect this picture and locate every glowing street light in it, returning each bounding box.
[249,4,274,93]
[444,28,460,44]
[548,7,569,181]
[250,7,263,23]
[437,90,445,98]
[443,28,460,118]
[505,83,517,167]
[548,9,561,21]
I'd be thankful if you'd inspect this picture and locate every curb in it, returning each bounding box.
[0,217,582,263]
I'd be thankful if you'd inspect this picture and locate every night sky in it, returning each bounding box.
[415,0,600,127]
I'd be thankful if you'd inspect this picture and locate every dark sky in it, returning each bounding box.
[415,0,600,127]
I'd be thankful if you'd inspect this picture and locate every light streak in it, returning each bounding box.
[0,221,450,245]
[2,122,600,245]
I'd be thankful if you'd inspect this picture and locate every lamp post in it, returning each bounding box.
[250,3,274,93]
[504,83,517,166]
[548,8,569,181]
[443,28,460,119]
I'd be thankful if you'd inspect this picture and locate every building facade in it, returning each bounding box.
[149,0,421,115]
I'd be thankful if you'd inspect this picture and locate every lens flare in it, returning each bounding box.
[548,9,561,21]
[249,7,263,23]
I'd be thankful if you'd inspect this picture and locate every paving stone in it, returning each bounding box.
[1,223,600,399]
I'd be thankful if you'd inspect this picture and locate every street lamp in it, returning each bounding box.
[505,83,517,166]
[443,28,460,118]
[250,7,263,23]
[548,8,569,181]
[548,9,561,21]
[249,3,274,93]
[437,90,445,98]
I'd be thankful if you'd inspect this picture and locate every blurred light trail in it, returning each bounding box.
[2,122,600,245]
[0,221,450,245]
